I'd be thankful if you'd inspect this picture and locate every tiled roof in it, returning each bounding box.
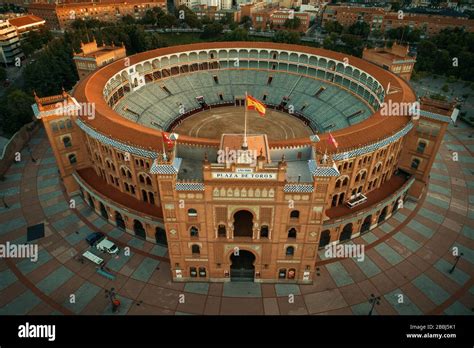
[8,15,45,28]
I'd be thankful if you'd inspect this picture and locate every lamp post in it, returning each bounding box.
[368,294,381,316]
[448,252,464,274]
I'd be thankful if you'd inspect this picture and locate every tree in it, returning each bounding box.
[175,5,201,28]
[284,17,301,30]
[121,15,136,25]
[324,21,343,34]
[159,14,178,28]
[240,16,252,30]
[0,89,35,135]
[201,22,223,39]
[273,30,300,44]
[347,22,370,38]
[224,28,249,41]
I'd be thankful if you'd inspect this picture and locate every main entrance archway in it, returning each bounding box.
[230,250,256,282]
[233,210,254,237]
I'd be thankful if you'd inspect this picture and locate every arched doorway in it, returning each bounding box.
[155,227,167,246]
[133,219,146,239]
[100,202,108,220]
[233,210,253,237]
[115,212,125,230]
[230,249,256,282]
[339,223,353,242]
[319,230,331,248]
[360,215,372,234]
[378,206,388,224]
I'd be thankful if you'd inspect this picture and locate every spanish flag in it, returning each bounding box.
[162,132,174,149]
[246,95,266,116]
[328,132,339,148]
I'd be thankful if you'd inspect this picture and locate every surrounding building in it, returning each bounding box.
[322,5,474,35]
[0,19,23,65]
[194,5,240,22]
[8,14,46,38]
[73,39,127,80]
[362,43,416,81]
[33,42,454,283]
[252,8,310,32]
[27,0,167,30]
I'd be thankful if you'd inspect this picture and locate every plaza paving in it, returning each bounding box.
[0,123,473,315]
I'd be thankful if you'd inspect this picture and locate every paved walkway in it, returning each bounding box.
[0,123,473,315]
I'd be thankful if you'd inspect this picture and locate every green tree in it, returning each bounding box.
[284,17,301,30]
[240,16,252,30]
[201,22,223,39]
[224,28,249,41]
[0,89,35,135]
[324,21,343,34]
[273,30,300,44]
[347,22,370,38]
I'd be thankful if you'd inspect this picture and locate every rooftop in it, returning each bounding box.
[8,15,45,29]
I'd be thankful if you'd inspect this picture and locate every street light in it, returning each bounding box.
[448,252,464,274]
[368,293,381,315]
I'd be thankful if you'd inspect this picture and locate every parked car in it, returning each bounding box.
[85,232,105,246]
[96,238,119,254]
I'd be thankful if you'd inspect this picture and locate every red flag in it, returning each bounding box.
[328,132,338,148]
[246,95,266,116]
[162,132,174,149]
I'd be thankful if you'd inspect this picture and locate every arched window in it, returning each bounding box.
[124,182,129,191]
[66,119,72,129]
[335,179,341,188]
[148,192,155,205]
[51,122,58,132]
[68,154,77,164]
[191,244,200,254]
[142,189,148,202]
[218,224,226,237]
[190,267,197,277]
[411,158,420,169]
[355,174,360,182]
[63,136,72,148]
[260,225,269,238]
[190,226,199,237]
[146,177,152,185]
[287,228,297,239]
[121,168,126,177]
[343,162,348,170]
[130,186,135,194]
[127,170,132,179]
[188,208,197,217]
[139,175,145,183]
[342,177,349,186]
[319,230,331,248]
[286,246,295,256]
[361,171,366,180]
[290,210,300,219]
[278,268,287,279]
[417,141,426,154]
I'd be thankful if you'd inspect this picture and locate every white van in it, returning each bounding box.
[82,250,104,266]
[96,238,119,254]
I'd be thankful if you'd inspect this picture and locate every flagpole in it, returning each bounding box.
[243,91,248,149]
